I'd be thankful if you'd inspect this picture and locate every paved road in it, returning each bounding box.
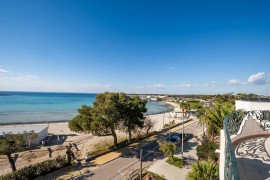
[88,121,202,180]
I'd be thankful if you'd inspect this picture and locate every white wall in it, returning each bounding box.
[235,100,251,111]
[235,100,270,111]
[29,126,48,145]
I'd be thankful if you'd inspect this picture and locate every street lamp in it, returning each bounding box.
[182,109,184,166]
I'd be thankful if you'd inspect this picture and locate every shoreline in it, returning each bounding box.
[0,101,175,126]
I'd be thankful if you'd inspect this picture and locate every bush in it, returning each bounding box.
[187,160,219,180]
[157,140,176,161]
[0,156,67,180]
[196,141,218,161]
[166,156,183,168]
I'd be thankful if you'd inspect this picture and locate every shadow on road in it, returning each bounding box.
[118,133,194,163]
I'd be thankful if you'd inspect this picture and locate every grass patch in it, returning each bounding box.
[166,156,183,169]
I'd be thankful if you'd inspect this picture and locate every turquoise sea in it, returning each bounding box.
[0,92,173,124]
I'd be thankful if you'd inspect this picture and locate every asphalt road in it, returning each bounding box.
[87,121,202,180]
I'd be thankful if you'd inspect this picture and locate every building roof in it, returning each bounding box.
[239,97,270,102]
[0,125,48,135]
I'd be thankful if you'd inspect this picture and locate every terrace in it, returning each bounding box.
[219,98,270,180]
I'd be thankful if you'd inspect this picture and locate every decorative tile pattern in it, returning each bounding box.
[236,137,270,163]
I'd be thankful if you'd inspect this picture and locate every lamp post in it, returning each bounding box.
[182,109,184,166]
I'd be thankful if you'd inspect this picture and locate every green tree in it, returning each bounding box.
[69,92,122,147]
[68,105,93,133]
[187,160,219,180]
[69,92,147,147]
[185,103,192,118]
[0,133,25,172]
[120,96,147,141]
[144,118,156,134]
[200,102,234,140]
[179,102,192,118]
[157,139,176,161]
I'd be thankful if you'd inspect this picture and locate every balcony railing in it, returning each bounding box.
[223,112,244,180]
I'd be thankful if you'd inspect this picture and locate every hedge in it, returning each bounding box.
[0,156,67,180]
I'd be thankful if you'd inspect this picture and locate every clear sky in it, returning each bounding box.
[0,0,270,94]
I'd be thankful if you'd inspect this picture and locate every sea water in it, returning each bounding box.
[0,92,173,124]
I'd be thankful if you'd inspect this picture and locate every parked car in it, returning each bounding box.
[166,133,183,145]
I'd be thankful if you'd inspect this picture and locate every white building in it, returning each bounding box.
[0,125,48,145]
[235,98,270,111]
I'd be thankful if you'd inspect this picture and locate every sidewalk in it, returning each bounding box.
[38,119,198,180]
[147,126,202,180]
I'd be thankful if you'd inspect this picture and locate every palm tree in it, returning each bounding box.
[201,102,234,140]
[187,160,219,180]
[185,103,192,118]
[180,102,191,118]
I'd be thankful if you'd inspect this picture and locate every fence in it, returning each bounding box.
[222,112,243,180]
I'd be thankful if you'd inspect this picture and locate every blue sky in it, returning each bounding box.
[0,0,270,94]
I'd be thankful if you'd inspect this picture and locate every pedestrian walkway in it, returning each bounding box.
[92,152,121,165]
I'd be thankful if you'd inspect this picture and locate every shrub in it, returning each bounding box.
[166,156,183,168]
[157,140,176,161]
[196,141,218,161]
[0,156,67,180]
[187,160,219,180]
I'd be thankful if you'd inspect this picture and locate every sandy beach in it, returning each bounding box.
[0,102,184,176]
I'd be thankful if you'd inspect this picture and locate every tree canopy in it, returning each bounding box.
[68,92,147,147]
[196,141,218,161]
[196,102,234,140]
[0,133,25,171]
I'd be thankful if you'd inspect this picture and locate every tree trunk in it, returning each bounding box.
[171,154,174,161]
[66,148,72,165]
[6,153,16,172]
[146,126,151,134]
[128,125,132,142]
[111,128,118,147]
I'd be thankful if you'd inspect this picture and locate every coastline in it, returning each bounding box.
[0,101,175,125]
[0,102,179,132]
[0,101,183,175]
